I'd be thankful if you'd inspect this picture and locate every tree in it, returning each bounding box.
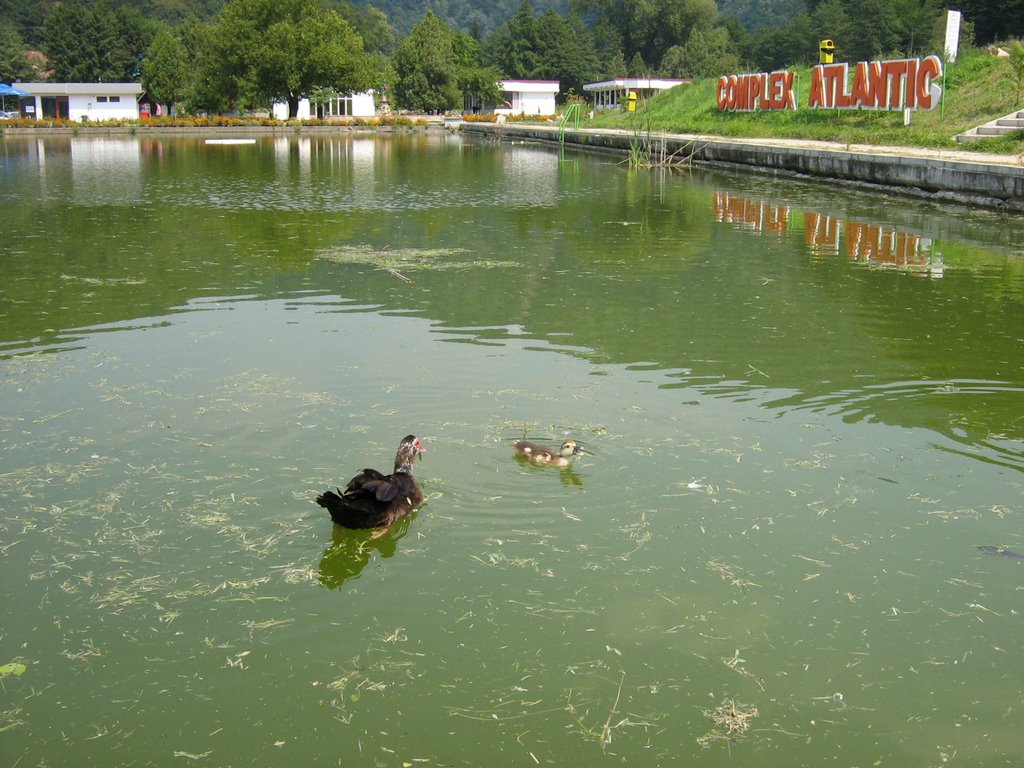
[1,0,57,48]
[487,1,545,79]
[953,0,1024,45]
[460,65,504,109]
[449,19,503,106]
[534,9,600,95]
[573,0,719,72]
[183,20,231,114]
[715,0,805,35]
[44,1,116,81]
[0,20,36,83]
[590,18,626,76]
[628,51,647,75]
[330,1,397,56]
[43,1,155,82]
[116,7,158,79]
[142,26,190,113]
[661,26,739,77]
[486,3,599,95]
[200,0,377,117]
[659,0,719,55]
[748,12,815,69]
[843,0,904,60]
[392,11,463,112]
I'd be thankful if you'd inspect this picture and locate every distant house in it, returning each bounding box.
[272,91,376,120]
[13,82,143,121]
[583,77,689,110]
[465,80,560,117]
[497,80,559,116]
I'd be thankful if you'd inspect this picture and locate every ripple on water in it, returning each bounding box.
[766,378,1024,471]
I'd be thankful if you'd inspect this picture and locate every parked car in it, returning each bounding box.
[0,110,18,119]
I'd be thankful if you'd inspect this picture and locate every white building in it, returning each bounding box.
[13,82,144,121]
[496,80,559,116]
[272,91,376,120]
[465,80,560,117]
[584,77,689,110]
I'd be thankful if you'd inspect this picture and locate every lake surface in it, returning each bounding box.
[1,132,1022,766]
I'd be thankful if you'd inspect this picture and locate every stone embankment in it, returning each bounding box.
[459,122,1024,213]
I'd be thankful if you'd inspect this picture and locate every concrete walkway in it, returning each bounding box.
[458,122,1024,212]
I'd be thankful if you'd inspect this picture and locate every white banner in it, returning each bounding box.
[945,10,962,62]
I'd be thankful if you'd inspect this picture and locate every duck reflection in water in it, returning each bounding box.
[317,514,414,590]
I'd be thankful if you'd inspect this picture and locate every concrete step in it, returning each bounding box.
[955,108,1024,143]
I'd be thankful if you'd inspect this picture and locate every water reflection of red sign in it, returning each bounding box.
[716,192,943,276]
[803,211,840,255]
[713,191,789,236]
[844,220,940,275]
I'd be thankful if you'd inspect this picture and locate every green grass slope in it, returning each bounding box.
[588,48,1024,155]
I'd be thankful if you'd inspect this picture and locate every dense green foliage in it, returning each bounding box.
[193,0,376,116]
[347,0,569,37]
[0,19,34,81]
[44,1,156,82]
[392,10,496,111]
[484,2,600,96]
[141,25,191,110]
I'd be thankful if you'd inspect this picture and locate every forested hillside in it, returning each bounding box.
[3,0,1021,48]
[347,0,569,36]
[0,0,570,43]
[717,0,805,32]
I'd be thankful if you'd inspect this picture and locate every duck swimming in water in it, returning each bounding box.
[513,438,588,467]
[316,435,425,529]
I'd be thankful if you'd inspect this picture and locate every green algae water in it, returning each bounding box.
[1,132,1023,766]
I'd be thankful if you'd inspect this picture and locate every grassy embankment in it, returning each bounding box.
[586,47,1024,155]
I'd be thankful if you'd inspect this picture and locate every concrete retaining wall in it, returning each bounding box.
[459,122,1024,213]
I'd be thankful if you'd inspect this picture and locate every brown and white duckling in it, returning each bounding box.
[513,438,588,467]
[316,435,425,530]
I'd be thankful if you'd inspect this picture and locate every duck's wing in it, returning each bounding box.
[363,472,418,503]
[513,440,549,456]
[343,467,387,495]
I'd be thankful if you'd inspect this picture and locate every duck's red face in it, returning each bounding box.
[400,435,424,460]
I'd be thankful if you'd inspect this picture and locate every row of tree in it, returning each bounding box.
[1,0,1020,117]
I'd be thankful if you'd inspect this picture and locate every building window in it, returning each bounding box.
[97,96,108,102]
[317,95,353,117]
[330,95,353,116]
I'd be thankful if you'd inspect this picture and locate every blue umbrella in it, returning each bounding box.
[0,84,30,96]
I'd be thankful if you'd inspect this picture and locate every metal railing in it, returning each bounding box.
[559,103,581,143]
